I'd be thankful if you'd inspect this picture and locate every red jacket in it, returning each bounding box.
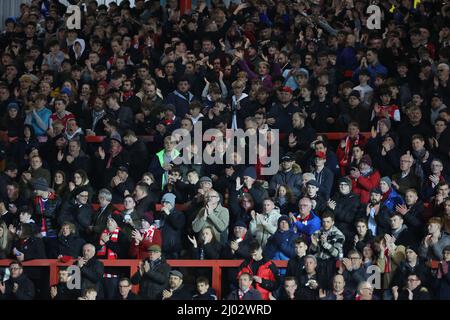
[237,259,277,300]
[336,134,368,176]
[129,228,162,260]
[351,170,381,204]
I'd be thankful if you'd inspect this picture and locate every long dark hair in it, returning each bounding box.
[52,170,68,197]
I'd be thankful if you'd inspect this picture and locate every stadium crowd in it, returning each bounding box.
[0,0,449,300]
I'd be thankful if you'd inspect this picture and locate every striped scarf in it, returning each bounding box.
[384,248,391,273]
[34,192,57,237]
[97,228,120,259]
[142,226,157,242]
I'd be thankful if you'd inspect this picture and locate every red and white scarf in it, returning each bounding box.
[142,225,157,242]
[383,248,391,273]
[97,227,120,259]
[34,192,57,236]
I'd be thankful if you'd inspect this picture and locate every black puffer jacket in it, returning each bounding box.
[159,209,185,257]
[131,257,170,300]
[32,194,61,238]
[55,234,86,258]
[328,192,360,239]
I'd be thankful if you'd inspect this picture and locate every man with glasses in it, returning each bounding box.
[392,153,421,197]
[193,189,229,245]
[117,278,138,300]
[392,273,431,300]
[338,250,370,293]
[291,197,321,240]
[0,261,35,300]
[422,159,449,200]
[434,63,449,106]
[58,186,93,239]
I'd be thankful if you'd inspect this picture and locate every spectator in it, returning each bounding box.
[355,281,376,300]
[291,197,321,240]
[227,272,262,301]
[188,226,222,260]
[351,219,375,255]
[392,272,431,300]
[270,276,300,300]
[249,198,281,249]
[338,249,370,293]
[325,177,360,240]
[435,245,450,300]
[192,189,229,245]
[192,277,217,300]
[54,222,85,260]
[304,180,327,215]
[311,151,334,200]
[87,189,115,243]
[57,186,93,239]
[235,167,268,213]
[96,214,130,300]
[75,243,104,300]
[392,245,431,292]
[50,267,81,300]
[392,153,422,197]
[237,241,280,300]
[419,217,450,261]
[269,153,302,197]
[157,193,185,259]
[131,244,170,300]
[160,270,192,300]
[129,212,161,260]
[286,238,308,280]
[0,221,12,259]
[319,274,354,300]
[0,261,35,300]
[350,154,381,204]
[263,215,298,261]
[116,278,139,300]
[395,189,426,242]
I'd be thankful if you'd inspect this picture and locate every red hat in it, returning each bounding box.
[279,86,293,94]
[315,151,327,160]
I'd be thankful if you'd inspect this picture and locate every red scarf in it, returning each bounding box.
[339,135,359,176]
[34,192,57,236]
[97,227,121,259]
[142,226,157,242]
[384,248,391,273]
[297,213,311,224]
[381,188,392,203]
[106,145,123,169]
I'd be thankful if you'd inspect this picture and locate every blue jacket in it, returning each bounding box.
[263,229,298,260]
[293,212,321,239]
[164,90,196,117]
[383,188,404,212]
[353,63,388,84]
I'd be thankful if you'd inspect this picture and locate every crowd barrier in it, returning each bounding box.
[0,259,288,299]
[0,258,440,299]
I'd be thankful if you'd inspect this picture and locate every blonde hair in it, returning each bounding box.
[0,221,9,251]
